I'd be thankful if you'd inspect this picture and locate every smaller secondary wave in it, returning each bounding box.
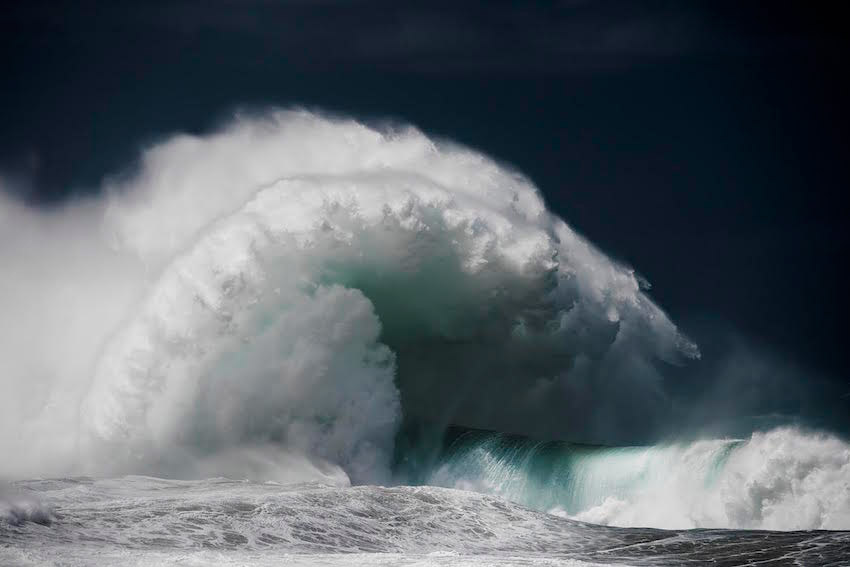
[0,488,52,527]
[413,426,850,531]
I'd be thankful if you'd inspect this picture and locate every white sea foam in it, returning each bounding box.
[562,428,850,530]
[0,486,52,526]
[3,478,847,566]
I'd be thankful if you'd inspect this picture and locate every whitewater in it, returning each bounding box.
[1,110,848,565]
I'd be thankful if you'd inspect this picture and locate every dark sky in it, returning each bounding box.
[2,1,848,430]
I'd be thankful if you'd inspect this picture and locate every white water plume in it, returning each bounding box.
[2,109,695,484]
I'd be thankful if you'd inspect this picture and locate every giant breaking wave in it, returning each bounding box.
[1,110,848,531]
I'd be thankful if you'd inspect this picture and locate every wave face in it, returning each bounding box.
[417,426,850,530]
[0,110,696,484]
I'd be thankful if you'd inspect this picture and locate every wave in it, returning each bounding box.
[0,109,695,484]
[416,425,850,530]
[0,485,52,527]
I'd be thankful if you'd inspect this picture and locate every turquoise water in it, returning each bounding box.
[397,426,743,517]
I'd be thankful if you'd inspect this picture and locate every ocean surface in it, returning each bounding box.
[3,476,849,566]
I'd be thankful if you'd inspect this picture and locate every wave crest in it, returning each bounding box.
[3,110,693,483]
